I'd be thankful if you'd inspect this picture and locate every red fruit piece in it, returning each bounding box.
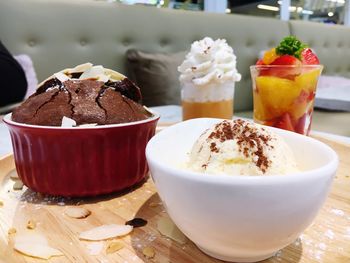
[260,55,302,79]
[271,55,301,66]
[301,48,319,65]
[307,92,315,102]
[296,90,309,103]
[294,114,307,134]
[256,59,265,65]
[274,113,295,132]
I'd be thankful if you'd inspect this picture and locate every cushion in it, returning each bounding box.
[14,54,38,98]
[126,49,186,107]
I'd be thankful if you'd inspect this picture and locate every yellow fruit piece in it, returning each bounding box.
[290,99,313,120]
[262,48,279,65]
[255,76,301,119]
[295,69,320,92]
[253,91,272,121]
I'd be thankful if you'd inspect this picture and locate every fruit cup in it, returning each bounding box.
[250,65,323,135]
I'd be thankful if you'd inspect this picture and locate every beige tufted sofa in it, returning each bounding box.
[1,0,349,135]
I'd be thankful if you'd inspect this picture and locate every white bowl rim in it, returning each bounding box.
[3,111,160,130]
[146,118,339,185]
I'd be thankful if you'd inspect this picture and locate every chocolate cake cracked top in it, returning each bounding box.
[12,63,153,126]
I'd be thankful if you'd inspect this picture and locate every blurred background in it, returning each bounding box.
[113,0,349,25]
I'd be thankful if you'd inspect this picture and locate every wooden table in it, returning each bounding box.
[0,132,349,263]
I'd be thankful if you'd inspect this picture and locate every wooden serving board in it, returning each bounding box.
[0,135,349,263]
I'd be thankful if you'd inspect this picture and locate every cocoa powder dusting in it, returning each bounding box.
[207,120,272,173]
[210,142,219,153]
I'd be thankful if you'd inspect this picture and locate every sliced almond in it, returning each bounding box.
[106,241,124,254]
[14,234,63,260]
[79,65,105,81]
[104,68,125,81]
[0,200,3,207]
[142,246,155,259]
[68,63,93,74]
[8,228,17,235]
[65,207,91,219]
[54,72,70,82]
[79,224,133,241]
[13,181,24,191]
[61,116,76,127]
[14,243,63,259]
[26,220,36,230]
[8,169,19,180]
[157,217,187,245]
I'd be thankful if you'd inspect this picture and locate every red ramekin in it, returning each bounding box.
[3,113,159,197]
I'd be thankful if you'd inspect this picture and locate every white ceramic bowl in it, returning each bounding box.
[146,118,338,262]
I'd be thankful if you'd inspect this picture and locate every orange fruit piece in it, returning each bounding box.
[253,91,271,121]
[262,48,279,65]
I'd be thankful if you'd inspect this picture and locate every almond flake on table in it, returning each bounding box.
[8,169,19,180]
[64,207,91,219]
[106,241,124,254]
[14,234,63,260]
[79,224,133,241]
[13,180,24,190]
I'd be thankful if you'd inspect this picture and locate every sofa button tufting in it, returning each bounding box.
[80,39,87,46]
[122,38,131,46]
[160,38,169,47]
[245,40,253,47]
[28,40,36,47]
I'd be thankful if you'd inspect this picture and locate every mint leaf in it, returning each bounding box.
[275,36,307,60]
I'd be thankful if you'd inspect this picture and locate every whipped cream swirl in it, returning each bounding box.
[178,37,241,86]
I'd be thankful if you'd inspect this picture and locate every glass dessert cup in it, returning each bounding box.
[250,65,323,135]
[182,99,233,120]
[181,83,235,121]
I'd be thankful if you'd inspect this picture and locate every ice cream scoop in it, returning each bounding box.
[12,63,151,126]
[188,119,298,176]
